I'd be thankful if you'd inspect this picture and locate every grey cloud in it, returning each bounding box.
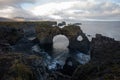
[0,0,120,21]
[0,0,37,9]
[55,1,120,21]
[0,0,36,18]
[0,0,36,5]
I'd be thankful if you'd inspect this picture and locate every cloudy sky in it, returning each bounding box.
[0,0,120,21]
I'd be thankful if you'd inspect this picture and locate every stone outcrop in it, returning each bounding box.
[0,21,120,80]
[0,26,22,45]
[0,26,23,53]
[0,52,71,80]
[0,22,90,54]
[72,61,120,80]
[35,24,90,54]
[90,34,120,63]
[71,34,120,80]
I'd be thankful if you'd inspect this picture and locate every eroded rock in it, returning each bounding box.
[35,24,90,54]
[90,34,120,63]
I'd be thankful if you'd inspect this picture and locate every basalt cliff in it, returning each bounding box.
[0,22,120,80]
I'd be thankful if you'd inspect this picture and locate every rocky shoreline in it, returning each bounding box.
[0,22,120,80]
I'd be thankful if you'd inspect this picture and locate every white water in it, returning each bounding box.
[47,34,90,70]
[48,35,69,70]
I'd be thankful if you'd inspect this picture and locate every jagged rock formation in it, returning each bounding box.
[0,52,71,80]
[71,34,120,80]
[35,24,90,54]
[0,26,22,45]
[0,22,119,80]
[90,34,120,63]
[0,26,23,53]
[0,22,90,54]
[72,61,120,80]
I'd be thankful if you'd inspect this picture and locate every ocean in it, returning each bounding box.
[80,21,120,41]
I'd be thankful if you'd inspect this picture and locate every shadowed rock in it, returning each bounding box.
[71,34,120,80]
[0,21,90,54]
[90,34,120,63]
[35,24,90,54]
[0,26,22,45]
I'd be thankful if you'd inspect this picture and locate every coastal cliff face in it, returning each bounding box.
[35,24,90,54]
[90,34,120,63]
[0,22,86,80]
[0,22,90,54]
[0,52,71,80]
[0,22,120,80]
[72,34,120,80]
[0,26,22,47]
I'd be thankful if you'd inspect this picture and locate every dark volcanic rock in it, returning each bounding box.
[0,22,90,54]
[35,24,90,54]
[72,61,120,80]
[0,26,22,45]
[0,26,23,52]
[90,34,120,63]
[71,34,120,80]
[1,22,119,80]
[0,53,71,80]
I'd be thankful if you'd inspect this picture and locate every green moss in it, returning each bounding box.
[9,58,33,80]
[72,62,120,80]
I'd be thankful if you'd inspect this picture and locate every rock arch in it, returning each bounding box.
[35,25,90,54]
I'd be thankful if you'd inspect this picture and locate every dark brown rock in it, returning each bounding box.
[0,26,22,45]
[35,24,90,54]
[71,34,120,80]
[90,34,120,63]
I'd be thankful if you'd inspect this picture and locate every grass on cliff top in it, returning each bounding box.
[72,61,120,80]
[0,52,42,80]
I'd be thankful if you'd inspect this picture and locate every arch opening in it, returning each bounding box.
[77,35,83,41]
[50,34,69,68]
[53,34,69,49]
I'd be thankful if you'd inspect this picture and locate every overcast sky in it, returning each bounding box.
[0,0,120,21]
